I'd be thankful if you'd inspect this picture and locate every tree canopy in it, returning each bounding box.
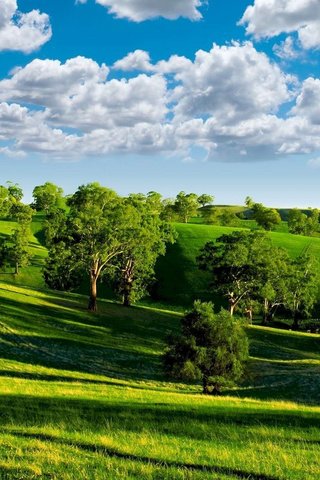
[164,301,248,394]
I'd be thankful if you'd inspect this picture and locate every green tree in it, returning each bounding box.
[44,183,142,311]
[164,301,248,394]
[251,203,281,231]
[197,231,269,315]
[32,182,64,212]
[6,182,23,202]
[174,191,199,223]
[285,252,318,329]
[198,194,214,208]
[5,205,33,274]
[110,194,176,306]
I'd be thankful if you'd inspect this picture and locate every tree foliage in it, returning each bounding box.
[32,182,64,212]
[164,301,248,394]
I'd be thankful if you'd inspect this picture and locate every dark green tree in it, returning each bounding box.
[197,231,269,315]
[251,203,281,231]
[164,301,248,394]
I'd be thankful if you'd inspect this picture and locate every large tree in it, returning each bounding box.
[197,231,270,315]
[164,301,248,394]
[110,193,176,306]
[44,183,159,312]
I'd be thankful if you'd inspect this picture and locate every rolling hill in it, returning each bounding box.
[0,282,319,479]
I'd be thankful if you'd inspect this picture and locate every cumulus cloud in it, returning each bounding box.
[78,0,204,21]
[0,0,51,53]
[113,50,153,72]
[239,0,320,49]
[171,42,295,123]
[0,45,320,161]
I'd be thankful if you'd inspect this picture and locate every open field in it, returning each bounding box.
[0,282,319,479]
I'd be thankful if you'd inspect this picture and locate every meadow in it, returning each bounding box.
[0,214,319,479]
[0,283,319,479]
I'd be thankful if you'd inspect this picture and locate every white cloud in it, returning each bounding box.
[291,78,320,125]
[113,50,153,72]
[0,46,319,162]
[171,42,295,123]
[273,36,300,59]
[78,0,204,21]
[240,0,320,49]
[0,0,51,53]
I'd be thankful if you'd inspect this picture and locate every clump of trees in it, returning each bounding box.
[162,192,214,223]
[43,183,176,311]
[197,231,318,328]
[288,209,319,236]
[164,301,248,394]
[245,197,281,231]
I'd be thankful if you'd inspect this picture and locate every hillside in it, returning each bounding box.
[0,282,319,479]
[154,223,320,308]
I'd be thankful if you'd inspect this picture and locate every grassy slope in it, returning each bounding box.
[155,223,320,307]
[0,283,319,479]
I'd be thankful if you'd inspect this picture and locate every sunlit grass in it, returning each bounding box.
[0,282,319,478]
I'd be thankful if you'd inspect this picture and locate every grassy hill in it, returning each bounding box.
[154,223,320,308]
[0,282,319,479]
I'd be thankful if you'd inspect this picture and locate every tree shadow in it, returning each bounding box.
[6,430,281,480]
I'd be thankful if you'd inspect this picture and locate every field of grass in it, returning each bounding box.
[0,282,319,479]
[155,223,320,307]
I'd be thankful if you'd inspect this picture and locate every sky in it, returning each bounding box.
[0,0,319,206]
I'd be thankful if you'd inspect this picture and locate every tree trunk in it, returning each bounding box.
[15,262,19,275]
[122,286,131,307]
[202,376,210,394]
[292,311,299,330]
[88,274,98,312]
[229,298,236,316]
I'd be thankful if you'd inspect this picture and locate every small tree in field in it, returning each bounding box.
[164,301,248,394]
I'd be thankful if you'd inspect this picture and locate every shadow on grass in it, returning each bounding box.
[1,394,320,440]
[6,430,281,480]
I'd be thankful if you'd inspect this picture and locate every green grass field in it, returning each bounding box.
[0,282,319,479]
[155,223,320,308]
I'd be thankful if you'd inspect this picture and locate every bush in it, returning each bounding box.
[164,301,249,394]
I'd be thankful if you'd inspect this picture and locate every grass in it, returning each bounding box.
[155,222,320,307]
[0,282,319,479]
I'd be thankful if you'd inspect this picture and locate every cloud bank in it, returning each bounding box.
[0,43,319,161]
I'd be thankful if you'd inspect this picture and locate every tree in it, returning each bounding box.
[251,203,281,231]
[174,191,199,223]
[198,194,214,208]
[164,301,248,394]
[6,182,23,202]
[288,209,319,236]
[3,205,33,274]
[285,252,318,329]
[253,245,291,323]
[110,194,176,306]
[32,182,64,212]
[197,231,269,315]
[44,183,144,311]
[43,241,83,291]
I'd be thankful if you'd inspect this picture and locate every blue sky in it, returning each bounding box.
[0,0,319,206]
